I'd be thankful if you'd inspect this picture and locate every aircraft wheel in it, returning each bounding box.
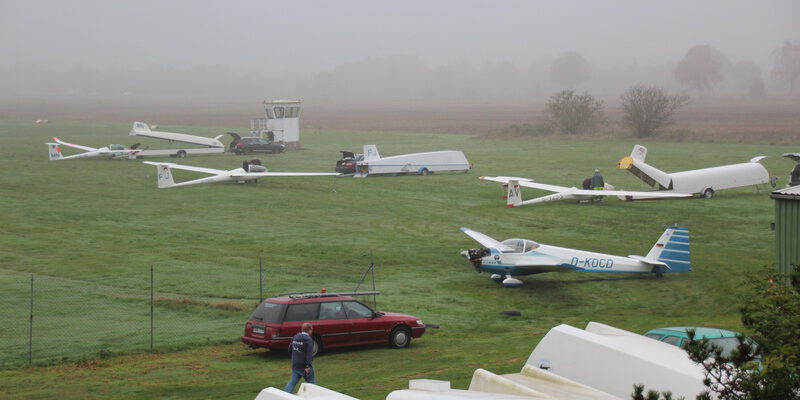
[389,326,411,348]
[176,150,187,158]
[656,272,664,278]
[420,168,429,176]
[702,188,714,199]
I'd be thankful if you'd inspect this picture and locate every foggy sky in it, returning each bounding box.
[1,0,798,102]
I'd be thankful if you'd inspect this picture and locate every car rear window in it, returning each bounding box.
[662,335,681,346]
[284,302,320,322]
[249,301,285,323]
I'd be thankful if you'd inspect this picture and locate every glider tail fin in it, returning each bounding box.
[646,226,691,272]
[363,145,380,161]
[47,143,62,160]
[145,162,176,188]
[617,144,672,189]
[132,121,151,133]
[506,180,522,207]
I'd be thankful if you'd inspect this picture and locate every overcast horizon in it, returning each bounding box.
[2,0,798,103]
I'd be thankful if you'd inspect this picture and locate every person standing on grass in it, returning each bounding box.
[283,323,315,393]
[590,168,605,190]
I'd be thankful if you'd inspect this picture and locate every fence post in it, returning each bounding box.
[259,257,263,302]
[370,250,377,309]
[150,264,154,350]
[28,274,33,365]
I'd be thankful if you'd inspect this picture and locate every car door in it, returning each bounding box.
[342,300,387,345]
[280,302,320,343]
[315,301,352,348]
[255,138,270,153]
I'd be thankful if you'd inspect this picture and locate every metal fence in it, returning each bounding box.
[0,264,267,368]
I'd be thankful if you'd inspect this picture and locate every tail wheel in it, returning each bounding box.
[389,326,411,348]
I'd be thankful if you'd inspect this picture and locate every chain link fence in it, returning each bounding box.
[0,264,270,368]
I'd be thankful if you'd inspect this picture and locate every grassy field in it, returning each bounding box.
[0,118,789,399]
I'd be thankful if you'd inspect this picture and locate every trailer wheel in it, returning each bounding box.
[702,188,715,199]
[176,150,187,158]
[420,168,430,176]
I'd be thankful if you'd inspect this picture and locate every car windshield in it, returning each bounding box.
[249,301,285,323]
[500,238,540,253]
[706,337,744,358]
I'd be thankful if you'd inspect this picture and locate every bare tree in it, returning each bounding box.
[549,51,590,89]
[772,40,800,95]
[732,60,766,99]
[544,90,604,134]
[673,45,728,96]
[619,85,690,138]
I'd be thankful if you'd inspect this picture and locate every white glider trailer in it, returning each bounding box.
[128,121,225,158]
[617,144,775,198]
[353,145,471,178]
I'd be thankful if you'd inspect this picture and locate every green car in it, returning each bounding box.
[644,326,758,358]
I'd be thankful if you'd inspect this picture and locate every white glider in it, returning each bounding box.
[46,137,141,160]
[143,160,340,188]
[480,176,691,206]
[460,226,691,287]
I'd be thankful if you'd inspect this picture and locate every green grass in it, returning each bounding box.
[0,119,787,399]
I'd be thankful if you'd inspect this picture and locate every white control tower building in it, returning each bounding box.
[250,99,302,149]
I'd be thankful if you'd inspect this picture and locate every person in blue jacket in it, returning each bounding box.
[283,323,316,392]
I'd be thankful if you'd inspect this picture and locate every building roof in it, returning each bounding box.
[263,99,301,104]
[771,185,800,200]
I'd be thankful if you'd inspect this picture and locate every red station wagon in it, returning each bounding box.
[241,291,426,356]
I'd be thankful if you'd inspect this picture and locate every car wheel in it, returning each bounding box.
[389,326,411,348]
[312,335,322,357]
[702,188,714,199]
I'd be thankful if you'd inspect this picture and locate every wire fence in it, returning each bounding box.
[0,264,269,368]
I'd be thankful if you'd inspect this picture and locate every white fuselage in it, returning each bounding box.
[479,244,653,276]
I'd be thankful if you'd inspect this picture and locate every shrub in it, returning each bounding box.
[544,90,605,135]
[620,85,689,138]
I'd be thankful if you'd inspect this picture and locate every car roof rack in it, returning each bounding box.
[277,291,380,300]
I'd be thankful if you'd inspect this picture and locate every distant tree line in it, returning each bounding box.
[2,41,797,105]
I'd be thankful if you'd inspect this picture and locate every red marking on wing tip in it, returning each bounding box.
[507,204,515,207]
